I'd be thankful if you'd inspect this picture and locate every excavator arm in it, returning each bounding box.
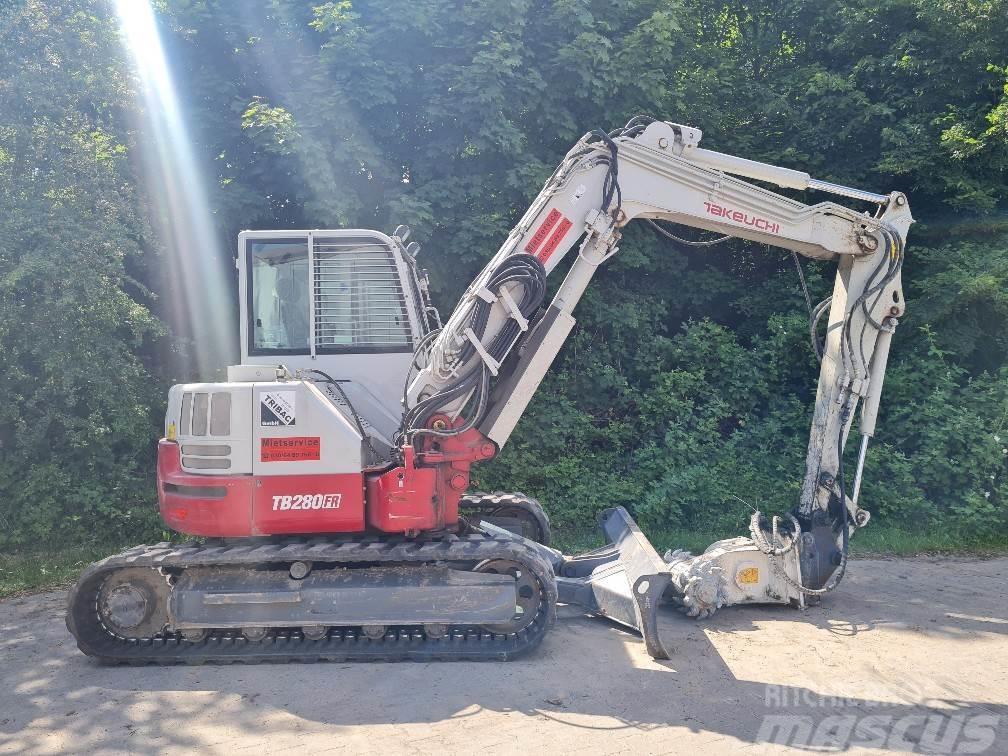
[404,116,913,638]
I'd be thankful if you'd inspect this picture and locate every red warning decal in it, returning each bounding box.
[525,208,563,254]
[537,218,573,263]
[261,436,321,462]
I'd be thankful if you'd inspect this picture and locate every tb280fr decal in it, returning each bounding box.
[271,493,342,511]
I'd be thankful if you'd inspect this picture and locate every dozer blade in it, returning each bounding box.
[555,507,673,660]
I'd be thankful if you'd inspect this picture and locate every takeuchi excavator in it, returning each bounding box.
[67,117,912,663]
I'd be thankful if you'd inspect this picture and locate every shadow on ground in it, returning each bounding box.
[1,557,1006,753]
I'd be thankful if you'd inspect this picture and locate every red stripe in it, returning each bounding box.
[537,218,573,263]
[525,208,562,254]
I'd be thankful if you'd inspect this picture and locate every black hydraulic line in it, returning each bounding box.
[401,254,546,440]
[810,296,832,360]
[646,218,731,246]
[839,227,902,383]
[304,369,380,463]
[401,327,442,417]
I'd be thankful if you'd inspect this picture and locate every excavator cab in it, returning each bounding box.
[236,229,436,461]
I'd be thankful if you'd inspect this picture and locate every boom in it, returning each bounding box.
[405,116,912,597]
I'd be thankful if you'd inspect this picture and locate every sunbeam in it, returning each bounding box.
[115,0,235,376]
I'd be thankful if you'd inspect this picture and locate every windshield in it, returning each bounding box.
[249,239,310,352]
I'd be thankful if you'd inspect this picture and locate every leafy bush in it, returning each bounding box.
[1,0,1006,549]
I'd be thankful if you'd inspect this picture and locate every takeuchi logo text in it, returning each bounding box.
[704,201,781,234]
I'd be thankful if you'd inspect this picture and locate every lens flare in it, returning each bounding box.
[115,0,235,376]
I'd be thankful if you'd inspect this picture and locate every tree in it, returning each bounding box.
[0,0,165,546]
[1,0,1006,548]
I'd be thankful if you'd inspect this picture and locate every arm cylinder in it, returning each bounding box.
[685,147,812,190]
[682,146,890,203]
[859,318,898,438]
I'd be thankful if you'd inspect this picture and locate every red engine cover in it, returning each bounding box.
[252,473,364,535]
[157,440,365,537]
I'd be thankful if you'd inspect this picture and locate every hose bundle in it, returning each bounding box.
[400,253,547,441]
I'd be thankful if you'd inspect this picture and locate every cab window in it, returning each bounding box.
[248,239,309,353]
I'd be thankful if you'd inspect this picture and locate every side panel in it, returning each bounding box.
[158,440,254,537]
[252,381,363,477]
[160,379,368,537]
[158,440,366,536]
[242,353,412,441]
[252,473,364,535]
[249,380,367,535]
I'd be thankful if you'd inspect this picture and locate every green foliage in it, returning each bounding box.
[0,0,166,548]
[1,0,1007,550]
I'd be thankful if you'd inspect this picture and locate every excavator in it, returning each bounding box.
[67,116,912,662]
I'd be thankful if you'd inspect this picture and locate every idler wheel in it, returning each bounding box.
[97,568,170,639]
[475,559,542,634]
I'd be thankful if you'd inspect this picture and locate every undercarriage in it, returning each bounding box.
[68,503,821,664]
[67,530,557,663]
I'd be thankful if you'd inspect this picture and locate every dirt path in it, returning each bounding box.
[1,557,1006,755]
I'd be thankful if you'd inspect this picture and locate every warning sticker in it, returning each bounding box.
[525,208,563,255]
[261,436,320,462]
[537,217,573,263]
[738,567,760,585]
[261,390,296,426]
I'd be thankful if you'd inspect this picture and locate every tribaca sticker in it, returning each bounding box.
[261,390,296,426]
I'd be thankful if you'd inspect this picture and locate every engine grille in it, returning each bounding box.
[178,391,232,470]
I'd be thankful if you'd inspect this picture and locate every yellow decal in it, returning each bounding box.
[738,567,759,585]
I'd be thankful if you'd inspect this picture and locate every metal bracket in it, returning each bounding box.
[555,506,672,660]
[583,207,610,236]
[464,327,500,376]
[498,287,529,332]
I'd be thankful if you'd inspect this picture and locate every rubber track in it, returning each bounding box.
[460,491,552,546]
[66,534,557,664]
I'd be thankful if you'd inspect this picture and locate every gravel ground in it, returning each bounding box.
[1,557,1006,755]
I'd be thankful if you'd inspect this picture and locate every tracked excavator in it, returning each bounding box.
[67,117,912,663]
